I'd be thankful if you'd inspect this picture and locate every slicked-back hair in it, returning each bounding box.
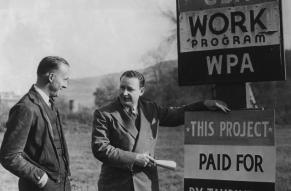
[37,56,69,77]
[120,70,145,88]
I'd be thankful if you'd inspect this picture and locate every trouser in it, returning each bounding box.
[18,175,71,191]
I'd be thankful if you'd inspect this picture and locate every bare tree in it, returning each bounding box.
[93,77,119,108]
[140,6,177,84]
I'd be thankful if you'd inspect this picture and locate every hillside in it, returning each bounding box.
[61,73,118,107]
[62,49,291,125]
[61,60,177,107]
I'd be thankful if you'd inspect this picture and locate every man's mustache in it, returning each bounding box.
[121,96,132,101]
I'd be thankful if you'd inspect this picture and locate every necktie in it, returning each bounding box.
[49,97,55,111]
[130,108,138,117]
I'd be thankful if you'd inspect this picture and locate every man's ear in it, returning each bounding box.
[140,87,145,96]
[48,73,54,83]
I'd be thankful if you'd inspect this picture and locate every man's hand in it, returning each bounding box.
[134,153,156,168]
[204,100,230,113]
[37,172,48,188]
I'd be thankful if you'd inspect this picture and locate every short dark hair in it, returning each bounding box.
[120,70,145,88]
[37,56,69,76]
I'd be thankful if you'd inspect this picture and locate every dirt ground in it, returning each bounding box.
[0,123,291,191]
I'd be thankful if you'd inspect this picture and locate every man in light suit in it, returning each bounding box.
[91,70,229,191]
[0,56,71,191]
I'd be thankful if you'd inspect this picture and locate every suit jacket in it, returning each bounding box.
[0,86,70,186]
[91,97,206,191]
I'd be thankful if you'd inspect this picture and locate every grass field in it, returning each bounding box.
[0,122,291,191]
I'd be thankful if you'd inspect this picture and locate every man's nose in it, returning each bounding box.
[122,89,128,96]
[62,81,68,89]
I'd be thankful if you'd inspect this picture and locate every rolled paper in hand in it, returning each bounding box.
[154,160,176,170]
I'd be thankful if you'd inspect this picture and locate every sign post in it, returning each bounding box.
[184,110,275,191]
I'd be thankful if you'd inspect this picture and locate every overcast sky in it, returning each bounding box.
[0,0,290,94]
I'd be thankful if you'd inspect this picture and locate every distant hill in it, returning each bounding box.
[61,50,291,125]
[61,60,177,107]
[62,73,118,107]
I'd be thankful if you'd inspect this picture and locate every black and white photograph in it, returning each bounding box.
[0,0,291,191]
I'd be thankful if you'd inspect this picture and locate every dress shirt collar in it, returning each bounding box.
[34,84,50,107]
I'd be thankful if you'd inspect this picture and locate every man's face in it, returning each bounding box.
[119,76,144,109]
[48,64,70,98]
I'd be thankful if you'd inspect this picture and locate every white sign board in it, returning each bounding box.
[184,110,275,191]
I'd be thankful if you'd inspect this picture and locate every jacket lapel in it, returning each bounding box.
[112,99,139,139]
[28,86,54,137]
[27,86,60,162]
[132,102,156,154]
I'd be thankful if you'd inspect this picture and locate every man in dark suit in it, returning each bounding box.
[0,56,71,191]
[91,70,229,191]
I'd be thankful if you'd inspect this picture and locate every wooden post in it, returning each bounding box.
[69,99,78,113]
[214,83,252,110]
